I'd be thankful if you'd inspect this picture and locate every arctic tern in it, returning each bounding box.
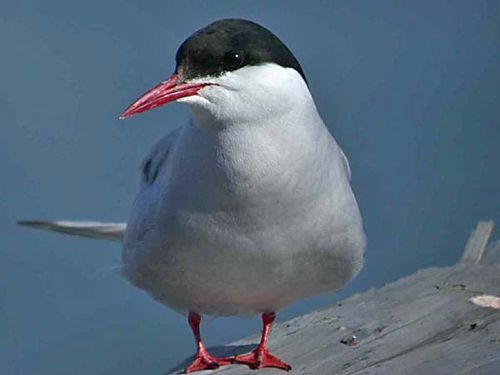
[20,18,366,373]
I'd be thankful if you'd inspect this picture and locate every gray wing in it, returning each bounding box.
[18,220,126,242]
[139,127,181,186]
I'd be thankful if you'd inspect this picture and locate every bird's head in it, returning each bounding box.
[120,19,311,127]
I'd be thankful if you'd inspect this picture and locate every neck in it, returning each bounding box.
[188,95,318,131]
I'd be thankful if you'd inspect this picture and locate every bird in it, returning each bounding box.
[20,18,366,373]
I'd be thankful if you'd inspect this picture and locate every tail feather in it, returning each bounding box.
[18,220,126,242]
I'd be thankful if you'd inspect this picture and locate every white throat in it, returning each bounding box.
[178,63,316,129]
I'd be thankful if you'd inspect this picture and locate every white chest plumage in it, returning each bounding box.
[122,95,365,316]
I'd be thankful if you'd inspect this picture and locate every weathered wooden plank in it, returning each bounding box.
[460,221,495,264]
[482,240,500,266]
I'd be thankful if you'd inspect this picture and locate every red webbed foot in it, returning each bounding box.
[184,347,233,373]
[233,312,291,371]
[184,311,233,373]
[234,347,291,371]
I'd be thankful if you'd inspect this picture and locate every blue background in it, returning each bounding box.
[1,1,499,374]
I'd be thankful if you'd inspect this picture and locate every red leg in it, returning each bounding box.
[234,312,291,371]
[184,311,233,373]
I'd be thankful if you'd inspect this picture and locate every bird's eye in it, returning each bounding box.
[221,51,245,70]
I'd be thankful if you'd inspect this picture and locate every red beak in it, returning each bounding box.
[119,73,209,119]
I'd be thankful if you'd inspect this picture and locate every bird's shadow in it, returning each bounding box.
[165,344,256,374]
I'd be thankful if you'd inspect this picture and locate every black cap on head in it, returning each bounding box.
[175,19,307,83]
